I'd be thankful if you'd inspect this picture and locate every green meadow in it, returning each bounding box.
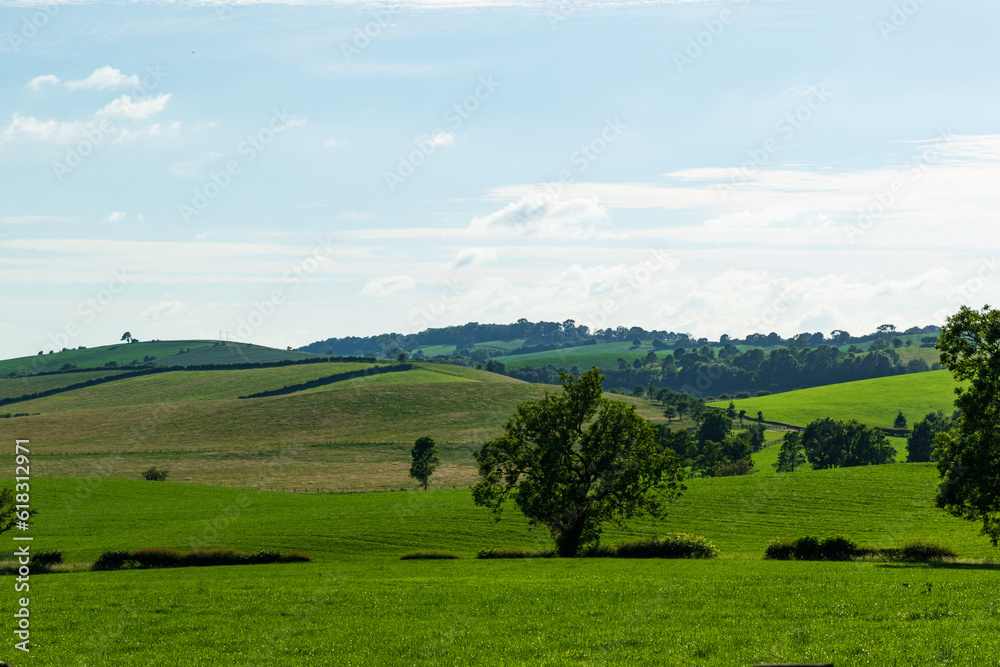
[2,343,997,666]
[6,467,1000,666]
[712,370,960,429]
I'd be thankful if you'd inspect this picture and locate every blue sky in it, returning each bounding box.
[2,0,999,358]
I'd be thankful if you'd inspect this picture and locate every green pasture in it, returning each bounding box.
[0,340,218,377]
[712,370,960,429]
[0,370,123,402]
[6,468,1000,665]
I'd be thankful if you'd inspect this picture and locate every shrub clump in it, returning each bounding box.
[764,536,859,561]
[92,547,311,571]
[898,539,957,563]
[476,547,556,559]
[33,551,63,568]
[141,466,168,481]
[399,550,460,560]
[587,534,719,559]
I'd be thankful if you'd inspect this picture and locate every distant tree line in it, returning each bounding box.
[501,341,935,397]
[299,319,939,361]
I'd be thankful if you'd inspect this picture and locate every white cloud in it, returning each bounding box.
[448,247,498,269]
[421,131,454,148]
[26,74,60,90]
[1,113,94,144]
[97,93,171,120]
[361,275,415,296]
[102,211,127,223]
[66,66,140,91]
[469,195,610,238]
[325,138,347,148]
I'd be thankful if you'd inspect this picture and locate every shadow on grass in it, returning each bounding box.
[874,560,1000,571]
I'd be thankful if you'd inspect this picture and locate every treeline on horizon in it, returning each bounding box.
[299,318,941,358]
[502,342,935,397]
[299,319,941,396]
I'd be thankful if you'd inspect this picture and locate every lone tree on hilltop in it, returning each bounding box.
[933,305,1000,545]
[409,435,440,490]
[472,367,685,557]
[121,331,132,343]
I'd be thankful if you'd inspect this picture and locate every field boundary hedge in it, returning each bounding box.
[239,364,414,398]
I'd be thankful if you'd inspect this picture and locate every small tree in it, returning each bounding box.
[907,419,935,463]
[757,410,764,424]
[894,410,908,429]
[726,401,737,419]
[774,432,807,472]
[121,331,132,343]
[409,435,440,490]
[663,405,678,421]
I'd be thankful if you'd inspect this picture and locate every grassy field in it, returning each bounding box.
[0,340,319,378]
[6,469,1000,665]
[711,370,960,429]
[0,369,124,402]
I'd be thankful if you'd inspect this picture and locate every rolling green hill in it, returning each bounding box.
[0,339,319,377]
[710,370,960,429]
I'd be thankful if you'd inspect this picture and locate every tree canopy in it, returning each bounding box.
[472,367,685,557]
[801,417,896,469]
[409,435,440,491]
[933,305,1000,545]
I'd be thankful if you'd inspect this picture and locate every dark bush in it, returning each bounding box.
[93,550,134,571]
[754,390,771,397]
[399,550,460,560]
[141,466,168,481]
[715,459,755,477]
[131,547,184,568]
[899,539,957,563]
[91,547,310,570]
[476,547,556,559]
[763,538,795,560]
[819,535,859,561]
[33,551,63,568]
[587,534,719,559]
[764,536,861,561]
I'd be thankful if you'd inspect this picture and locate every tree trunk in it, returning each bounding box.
[556,516,587,557]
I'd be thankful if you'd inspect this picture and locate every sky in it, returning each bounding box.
[1,0,999,359]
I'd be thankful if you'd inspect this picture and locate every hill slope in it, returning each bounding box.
[710,370,959,429]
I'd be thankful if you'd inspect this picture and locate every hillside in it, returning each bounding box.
[709,370,960,429]
[0,339,319,377]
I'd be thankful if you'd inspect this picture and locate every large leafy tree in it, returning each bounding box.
[933,305,1000,545]
[409,435,440,490]
[472,368,685,557]
[801,417,896,469]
